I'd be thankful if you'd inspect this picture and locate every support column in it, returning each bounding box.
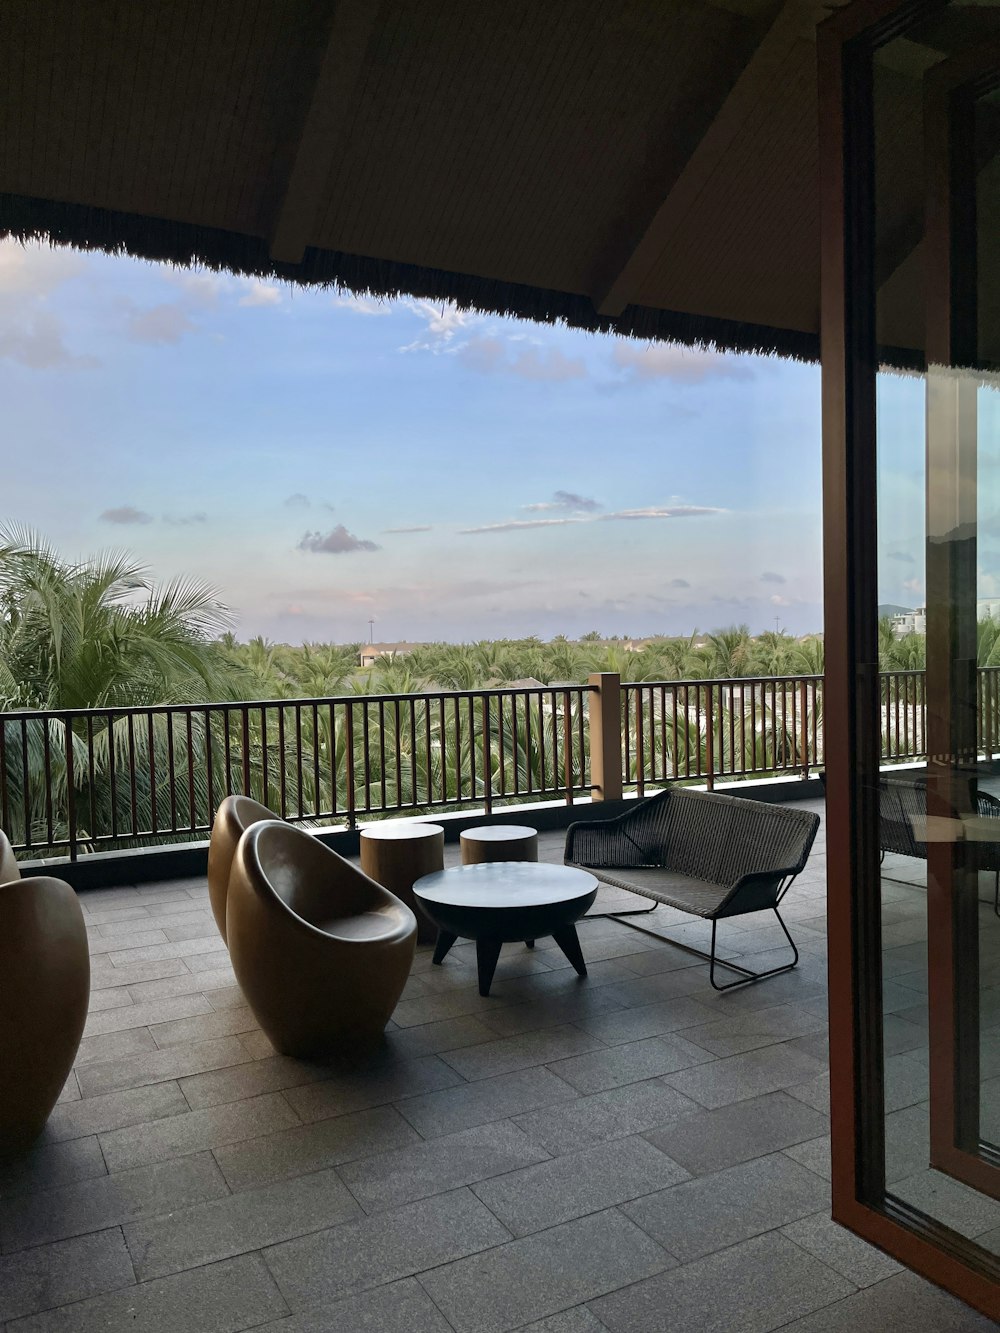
[588,673,622,802]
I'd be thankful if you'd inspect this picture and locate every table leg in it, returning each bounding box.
[432,930,457,965]
[476,937,503,996]
[551,924,587,977]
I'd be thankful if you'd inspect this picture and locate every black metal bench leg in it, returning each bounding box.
[994,871,999,919]
[707,909,799,991]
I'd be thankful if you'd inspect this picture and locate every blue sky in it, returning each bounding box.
[1,238,840,643]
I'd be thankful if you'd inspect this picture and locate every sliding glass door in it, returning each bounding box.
[822,0,1000,1315]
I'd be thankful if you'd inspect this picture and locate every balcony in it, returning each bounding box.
[2,809,994,1326]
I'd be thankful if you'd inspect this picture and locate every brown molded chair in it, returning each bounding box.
[0,829,19,884]
[226,821,417,1057]
[207,796,280,944]
[0,872,90,1153]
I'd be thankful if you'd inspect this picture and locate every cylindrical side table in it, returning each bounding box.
[460,824,538,865]
[360,822,444,943]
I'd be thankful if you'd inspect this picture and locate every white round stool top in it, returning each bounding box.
[461,825,536,844]
[360,823,443,842]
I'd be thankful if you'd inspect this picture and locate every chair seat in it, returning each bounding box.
[583,866,731,918]
[312,905,414,942]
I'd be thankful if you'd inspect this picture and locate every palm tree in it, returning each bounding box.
[0,528,241,852]
[0,528,235,710]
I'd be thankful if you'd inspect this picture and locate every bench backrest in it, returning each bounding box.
[631,788,819,886]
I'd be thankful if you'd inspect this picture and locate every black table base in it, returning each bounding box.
[432,923,587,995]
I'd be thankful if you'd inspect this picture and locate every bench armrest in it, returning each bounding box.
[714,866,802,918]
[565,810,654,869]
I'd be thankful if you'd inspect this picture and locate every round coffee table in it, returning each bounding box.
[460,824,538,865]
[359,823,444,944]
[413,862,598,996]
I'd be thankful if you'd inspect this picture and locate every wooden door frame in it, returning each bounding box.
[820,0,1000,1314]
[924,40,1000,1198]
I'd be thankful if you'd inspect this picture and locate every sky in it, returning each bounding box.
[0,237,842,644]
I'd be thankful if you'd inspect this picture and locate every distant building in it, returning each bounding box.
[891,601,1000,638]
[358,642,421,668]
[890,608,926,637]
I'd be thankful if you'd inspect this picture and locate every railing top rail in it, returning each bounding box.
[621,674,825,688]
[0,682,597,723]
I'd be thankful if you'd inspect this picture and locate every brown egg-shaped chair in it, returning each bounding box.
[0,829,19,883]
[0,875,90,1153]
[207,796,280,943]
[226,821,417,1056]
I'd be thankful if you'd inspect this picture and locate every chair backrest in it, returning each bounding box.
[632,788,819,885]
[0,830,19,884]
[878,774,927,858]
[241,820,386,928]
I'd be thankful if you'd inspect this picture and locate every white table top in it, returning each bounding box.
[413,861,597,909]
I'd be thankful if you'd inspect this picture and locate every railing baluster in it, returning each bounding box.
[635,688,645,798]
[147,711,157,835]
[166,712,177,832]
[345,702,356,827]
[65,716,77,861]
[278,707,287,818]
[184,711,195,832]
[483,694,493,814]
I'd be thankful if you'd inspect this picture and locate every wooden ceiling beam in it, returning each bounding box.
[593,0,826,318]
[269,0,379,265]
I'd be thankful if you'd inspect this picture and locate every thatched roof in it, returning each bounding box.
[0,0,984,363]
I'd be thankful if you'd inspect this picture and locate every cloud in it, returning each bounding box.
[298,525,380,554]
[902,578,923,595]
[669,578,691,588]
[163,512,208,526]
[127,303,196,344]
[456,336,586,381]
[760,571,786,584]
[0,241,99,369]
[0,316,99,370]
[400,299,475,352]
[461,517,585,535]
[383,525,432,534]
[769,594,792,606]
[100,505,153,525]
[612,341,752,384]
[238,283,282,308]
[334,293,390,316]
[886,550,915,563]
[599,505,723,521]
[284,493,311,509]
[524,491,601,514]
[461,503,722,535]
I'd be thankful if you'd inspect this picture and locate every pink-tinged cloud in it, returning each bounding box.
[127,303,196,344]
[612,341,751,384]
[298,525,380,554]
[457,336,586,381]
[100,505,153,525]
[523,490,601,514]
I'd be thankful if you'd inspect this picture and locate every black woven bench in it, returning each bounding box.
[564,787,819,991]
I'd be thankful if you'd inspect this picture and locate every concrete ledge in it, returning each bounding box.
[17,775,822,891]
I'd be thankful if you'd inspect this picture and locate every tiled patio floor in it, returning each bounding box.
[0,799,994,1331]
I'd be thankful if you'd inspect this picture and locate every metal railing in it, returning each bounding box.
[622,676,824,795]
[0,685,592,859]
[6,666,1000,861]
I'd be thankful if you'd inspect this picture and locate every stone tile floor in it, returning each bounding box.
[0,798,995,1331]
